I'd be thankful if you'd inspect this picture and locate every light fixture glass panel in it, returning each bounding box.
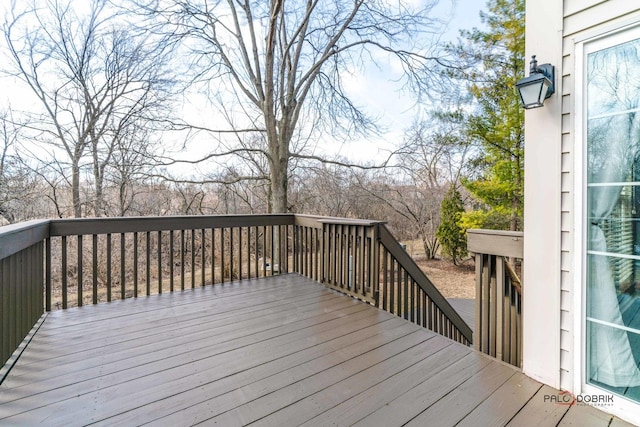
[519,81,545,107]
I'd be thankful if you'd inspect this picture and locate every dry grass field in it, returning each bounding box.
[416,257,475,299]
[401,240,476,299]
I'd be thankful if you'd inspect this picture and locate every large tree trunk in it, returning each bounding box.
[92,139,104,217]
[72,160,81,218]
[267,129,289,274]
[269,163,288,213]
[268,130,290,214]
[266,131,288,213]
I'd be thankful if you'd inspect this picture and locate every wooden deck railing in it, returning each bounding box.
[293,216,380,304]
[0,214,473,372]
[0,220,49,377]
[293,215,472,345]
[467,229,524,367]
[45,215,293,309]
[378,225,472,344]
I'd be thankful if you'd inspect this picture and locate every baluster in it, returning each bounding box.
[146,231,151,296]
[158,231,162,294]
[246,227,251,279]
[170,230,175,292]
[254,227,259,278]
[201,229,206,286]
[77,235,83,307]
[92,235,98,305]
[46,238,51,311]
[270,225,274,276]
[191,229,195,289]
[180,230,185,290]
[106,234,112,302]
[230,227,234,281]
[221,228,226,282]
[133,232,139,297]
[121,233,126,299]
[396,260,402,316]
[403,270,409,320]
[211,228,216,284]
[421,292,427,328]
[238,227,242,280]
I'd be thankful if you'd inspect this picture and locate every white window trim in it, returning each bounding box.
[574,23,640,424]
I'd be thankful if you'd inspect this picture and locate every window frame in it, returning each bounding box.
[575,22,640,416]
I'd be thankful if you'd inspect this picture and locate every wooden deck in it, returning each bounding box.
[0,274,633,426]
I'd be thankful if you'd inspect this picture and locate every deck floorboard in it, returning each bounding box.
[0,274,630,426]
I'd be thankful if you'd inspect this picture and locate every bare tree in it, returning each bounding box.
[3,0,174,217]
[396,117,471,257]
[291,164,357,217]
[349,116,471,259]
[0,109,17,222]
[105,125,160,216]
[140,0,445,213]
[0,108,40,223]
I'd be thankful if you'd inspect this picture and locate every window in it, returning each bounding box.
[585,29,640,403]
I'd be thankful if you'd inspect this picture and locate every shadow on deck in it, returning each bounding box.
[0,274,632,426]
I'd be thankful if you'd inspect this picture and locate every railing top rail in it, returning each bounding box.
[0,220,50,260]
[467,228,524,259]
[49,214,296,236]
[467,229,524,238]
[318,218,385,226]
[0,213,387,252]
[294,214,385,228]
[0,214,388,243]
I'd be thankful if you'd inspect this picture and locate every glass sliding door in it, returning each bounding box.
[586,30,640,403]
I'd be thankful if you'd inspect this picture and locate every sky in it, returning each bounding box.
[331,0,486,163]
[171,0,487,171]
[0,0,487,176]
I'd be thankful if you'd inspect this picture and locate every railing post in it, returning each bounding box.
[474,252,483,353]
[371,224,380,304]
[482,254,491,354]
[317,224,324,283]
[495,256,505,360]
[46,238,51,311]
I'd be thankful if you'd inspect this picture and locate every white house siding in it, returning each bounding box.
[524,0,640,397]
[560,34,574,391]
[563,0,606,17]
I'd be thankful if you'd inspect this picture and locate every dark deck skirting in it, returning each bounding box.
[0,274,633,426]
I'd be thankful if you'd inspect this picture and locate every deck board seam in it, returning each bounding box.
[0,303,371,395]
[0,303,378,408]
[272,341,467,427]
[85,318,414,426]
[0,274,623,427]
[10,301,364,367]
[0,309,391,422]
[23,289,341,348]
[201,332,441,426]
[42,277,314,327]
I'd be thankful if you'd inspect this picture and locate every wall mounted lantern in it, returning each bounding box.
[516,55,555,109]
